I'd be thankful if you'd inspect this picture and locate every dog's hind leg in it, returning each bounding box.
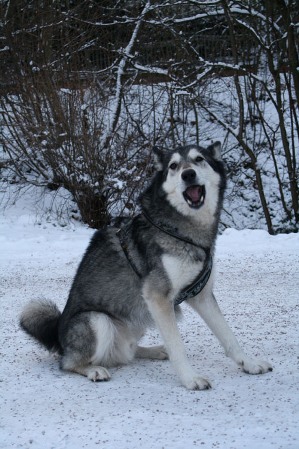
[61,359,111,382]
[60,312,137,382]
[189,291,273,374]
[59,312,113,381]
[135,345,168,360]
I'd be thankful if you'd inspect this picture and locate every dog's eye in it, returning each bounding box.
[195,156,204,163]
[169,162,178,170]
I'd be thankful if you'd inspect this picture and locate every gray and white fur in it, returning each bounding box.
[20,143,272,390]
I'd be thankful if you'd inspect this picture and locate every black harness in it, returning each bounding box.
[173,254,212,305]
[117,212,213,306]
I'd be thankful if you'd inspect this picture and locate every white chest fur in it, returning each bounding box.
[162,253,203,297]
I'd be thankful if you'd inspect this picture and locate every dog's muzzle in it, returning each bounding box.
[182,169,205,209]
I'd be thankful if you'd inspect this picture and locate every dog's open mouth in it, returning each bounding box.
[183,185,205,209]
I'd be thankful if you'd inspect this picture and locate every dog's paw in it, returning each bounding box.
[135,345,168,360]
[241,358,273,375]
[183,375,212,391]
[86,366,111,382]
[151,345,169,360]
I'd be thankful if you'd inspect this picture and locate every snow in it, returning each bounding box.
[0,194,299,449]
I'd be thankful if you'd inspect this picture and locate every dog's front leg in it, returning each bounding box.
[143,282,211,390]
[189,291,273,374]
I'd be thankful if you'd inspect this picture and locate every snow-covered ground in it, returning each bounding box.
[0,195,298,449]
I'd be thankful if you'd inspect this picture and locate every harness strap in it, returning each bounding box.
[116,227,142,278]
[116,215,213,305]
[173,254,213,306]
[142,209,210,257]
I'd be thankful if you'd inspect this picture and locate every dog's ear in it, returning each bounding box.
[152,146,165,171]
[208,141,222,161]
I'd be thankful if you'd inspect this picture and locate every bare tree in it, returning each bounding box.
[130,0,299,233]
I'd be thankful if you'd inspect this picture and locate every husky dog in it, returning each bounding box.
[20,142,272,390]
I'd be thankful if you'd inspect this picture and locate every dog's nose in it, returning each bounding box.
[181,169,196,183]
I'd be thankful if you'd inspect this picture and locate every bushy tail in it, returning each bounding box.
[20,300,62,352]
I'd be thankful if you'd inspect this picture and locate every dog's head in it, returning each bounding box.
[153,142,225,218]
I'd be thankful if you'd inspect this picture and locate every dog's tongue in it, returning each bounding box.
[186,186,201,202]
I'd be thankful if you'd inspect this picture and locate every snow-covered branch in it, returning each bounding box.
[100,1,153,149]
